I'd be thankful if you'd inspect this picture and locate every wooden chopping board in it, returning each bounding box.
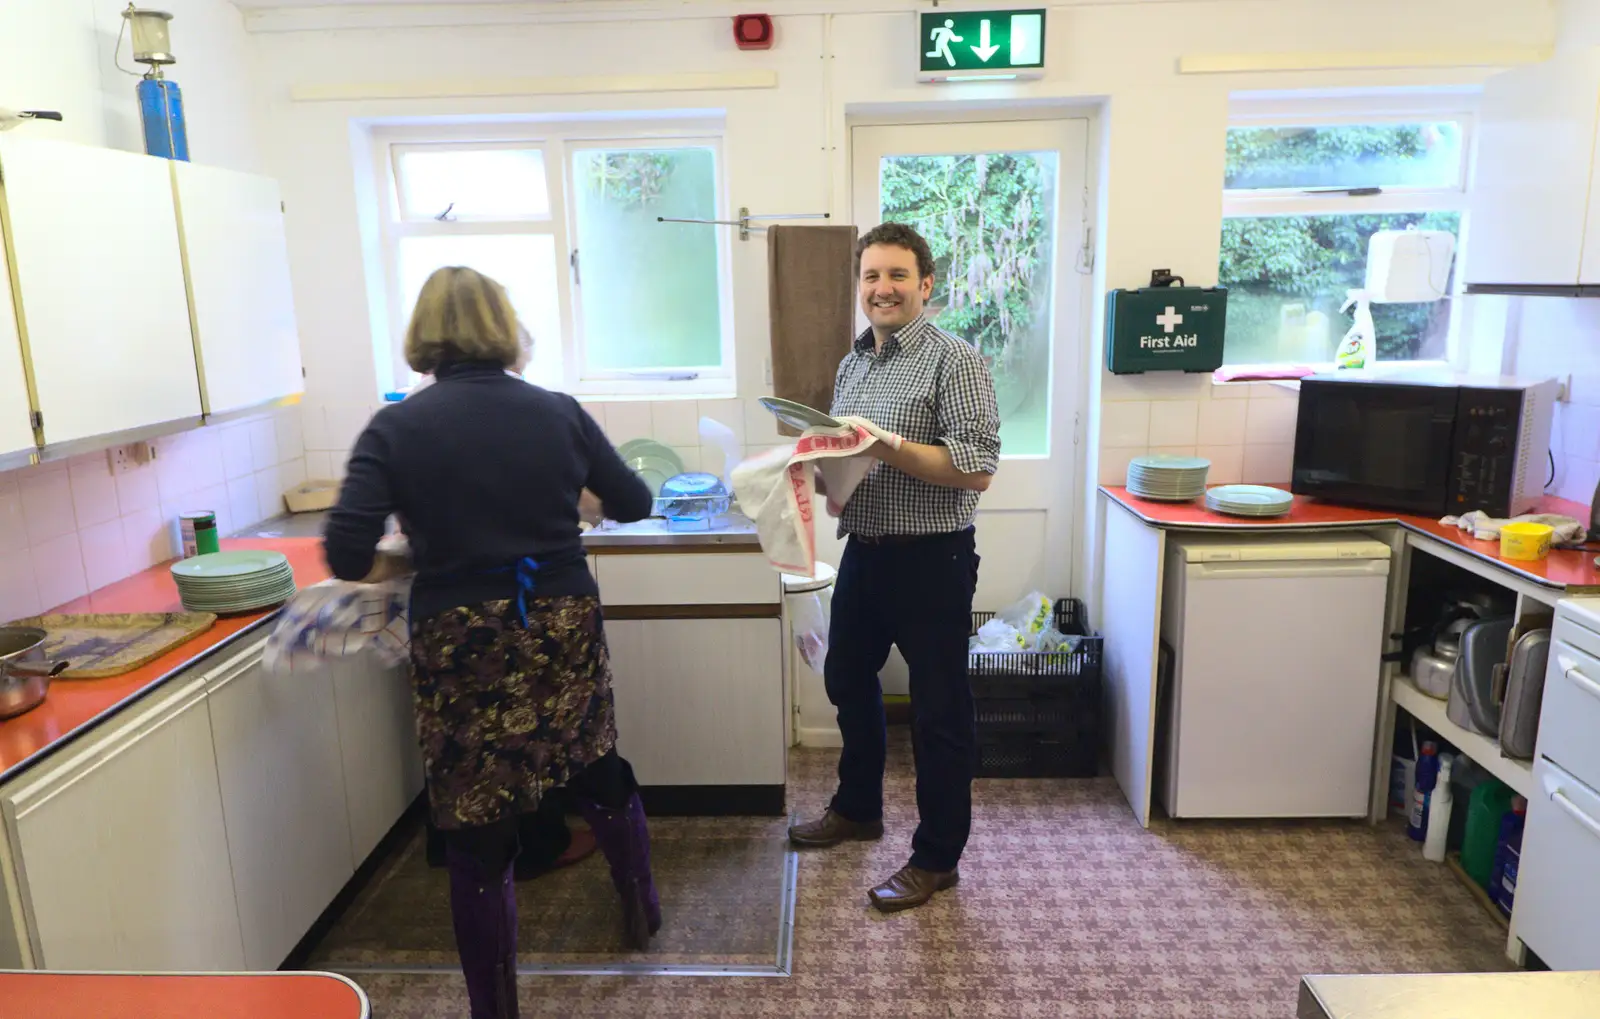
[7,613,218,679]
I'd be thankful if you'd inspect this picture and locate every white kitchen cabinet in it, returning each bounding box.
[606,616,785,788]
[328,655,424,864]
[0,232,34,463]
[205,638,354,970]
[172,162,304,417]
[1465,49,1600,290]
[0,676,244,971]
[0,136,200,447]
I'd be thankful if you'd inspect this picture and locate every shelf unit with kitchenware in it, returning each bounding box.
[1372,527,1568,967]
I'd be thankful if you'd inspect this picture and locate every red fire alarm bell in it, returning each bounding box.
[733,14,773,50]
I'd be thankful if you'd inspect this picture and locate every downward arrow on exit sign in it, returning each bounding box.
[971,20,1000,62]
[916,7,1047,80]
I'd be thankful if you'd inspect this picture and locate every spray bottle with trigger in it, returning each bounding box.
[1336,289,1375,370]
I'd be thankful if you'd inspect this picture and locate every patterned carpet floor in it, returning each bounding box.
[338,735,1512,1018]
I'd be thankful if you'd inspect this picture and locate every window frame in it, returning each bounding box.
[370,118,734,397]
[1219,101,1477,371]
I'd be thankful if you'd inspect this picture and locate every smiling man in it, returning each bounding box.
[788,222,1001,913]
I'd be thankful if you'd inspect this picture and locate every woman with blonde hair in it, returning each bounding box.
[325,266,657,1019]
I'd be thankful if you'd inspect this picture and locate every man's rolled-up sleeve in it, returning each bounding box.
[935,345,1001,475]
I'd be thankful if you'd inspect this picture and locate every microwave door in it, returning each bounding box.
[1292,383,1456,514]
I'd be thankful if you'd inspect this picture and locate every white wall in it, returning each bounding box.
[246,0,1556,609]
[0,0,298,621]
[1509,299,1600,510]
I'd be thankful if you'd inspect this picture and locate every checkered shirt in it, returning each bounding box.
[829,312,1001,538]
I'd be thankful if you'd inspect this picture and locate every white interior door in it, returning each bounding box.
[850,119,1090,607]
[0,228,35,461]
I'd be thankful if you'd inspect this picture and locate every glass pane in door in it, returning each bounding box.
[879,151,1059,456]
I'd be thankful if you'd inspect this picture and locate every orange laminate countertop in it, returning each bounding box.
[1100,486,1600,592]
[0,971,368,1019]
[0,538,330,784]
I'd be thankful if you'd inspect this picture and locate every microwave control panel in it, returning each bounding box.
[1448,387,1524,516]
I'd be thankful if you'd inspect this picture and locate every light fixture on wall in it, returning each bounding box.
[119,4,189,161]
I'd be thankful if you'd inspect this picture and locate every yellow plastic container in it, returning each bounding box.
[1500,521,1553,561]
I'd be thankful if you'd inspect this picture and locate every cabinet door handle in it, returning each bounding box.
[1551,790,1600,844]
[1560,654,1600,703]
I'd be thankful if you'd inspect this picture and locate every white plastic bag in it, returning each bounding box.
[789,590,829,675]
[969,617,1026,653]
[997,591,1053,649]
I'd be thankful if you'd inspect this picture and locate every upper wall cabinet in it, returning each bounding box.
[1464,49,1600,295]
[0,137,201,447]
[172,163,304,417]
[0,230,34,464]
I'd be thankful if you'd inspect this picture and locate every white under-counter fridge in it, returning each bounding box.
[1158,531,1391,819]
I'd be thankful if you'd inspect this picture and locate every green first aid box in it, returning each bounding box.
[1105,286,1228,374]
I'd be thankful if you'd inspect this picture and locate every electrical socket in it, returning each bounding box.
[106,442,156,473]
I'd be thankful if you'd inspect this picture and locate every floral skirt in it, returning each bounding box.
[408,595,617,830]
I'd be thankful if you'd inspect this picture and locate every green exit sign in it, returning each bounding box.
[917,7,1047,81]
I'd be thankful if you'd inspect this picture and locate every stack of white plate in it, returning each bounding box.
[1126,455,1210,501]
[1205,484,1295,518]
[171,550,297,613]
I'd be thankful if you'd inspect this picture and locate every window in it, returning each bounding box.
[372,122,733,395]
[1218,113,1471,367]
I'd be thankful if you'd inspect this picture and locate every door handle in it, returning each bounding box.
[1559,654,1600,702]
[1551,790,1600,843]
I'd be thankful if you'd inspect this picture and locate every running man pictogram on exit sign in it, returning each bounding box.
[917,8,1047,81]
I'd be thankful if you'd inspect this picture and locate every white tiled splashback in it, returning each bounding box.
[1097,374,1301,487]
[0,407,307,622]
[300,397,796,485]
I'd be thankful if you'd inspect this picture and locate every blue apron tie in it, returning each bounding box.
[512,555,541,626]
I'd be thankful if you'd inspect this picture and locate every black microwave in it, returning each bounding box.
[1290,372,1560,518]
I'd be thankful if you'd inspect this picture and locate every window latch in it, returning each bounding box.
[1301,186,1383,197]
[570,248,580,285]
[434,202,456,221]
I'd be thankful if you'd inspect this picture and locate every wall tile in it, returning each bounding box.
[121,509,169,571]
[1243,443,1295,484]
[1245,397,1300,440]
[248,417,279,472]
[0,476,26,554]
[68,453,120,530]
[303,451,336,483]
[228,474,261,531]
[1563,404,1600,462]
[31,532,87,611]
[115,460,161,517]
[1100,401,1150,447]
[650,400,701,447]
[697,399,746,446]
[1210,381,1251,401]
[742,398,786,446]
[275,408,305,463]
[0,548,41,622]
[300,403,330,453]
[254,465,285,522]
[1197,444,1244,486]
[1149,400,1199,447]
[577,401,607,435]
[79,518,132,591]
[20,466,76,546]
[1197,400,1249,446]
[220,422,255,480]
[1098,446,1141,486]
[325,404,373,455]
[601,401,652,444]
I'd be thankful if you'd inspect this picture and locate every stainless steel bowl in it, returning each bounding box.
[0,627,70,721]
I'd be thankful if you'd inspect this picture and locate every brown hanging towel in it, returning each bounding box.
[766,223,860,436]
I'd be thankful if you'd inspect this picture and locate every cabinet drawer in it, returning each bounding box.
[1536,628,1600,788]
[594,553,779,607]
[1514,759,1600,970]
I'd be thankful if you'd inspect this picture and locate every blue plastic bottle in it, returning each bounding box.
[1490,795,1528,916]
[1408,742,1440,841]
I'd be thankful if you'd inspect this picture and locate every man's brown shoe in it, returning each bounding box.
[867,865,959,913]
[787,809,884,848]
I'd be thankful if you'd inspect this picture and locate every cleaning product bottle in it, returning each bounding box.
[1462,778,1516,888]
[1490,795,1528,916]
[1335,289,1375,370]
[1408,741,1439,841]
[1423,754,1454,862]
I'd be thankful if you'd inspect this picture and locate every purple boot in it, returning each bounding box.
[446,846,520,1019]
[577,791,661,949]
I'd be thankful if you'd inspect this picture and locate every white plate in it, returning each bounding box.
[758,397,841,432]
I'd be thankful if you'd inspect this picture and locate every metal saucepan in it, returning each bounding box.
[0,627,71,721]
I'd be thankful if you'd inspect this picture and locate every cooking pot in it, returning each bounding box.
[0,627,71,721]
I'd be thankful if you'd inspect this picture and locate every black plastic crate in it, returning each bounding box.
[969,597,1102,778]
